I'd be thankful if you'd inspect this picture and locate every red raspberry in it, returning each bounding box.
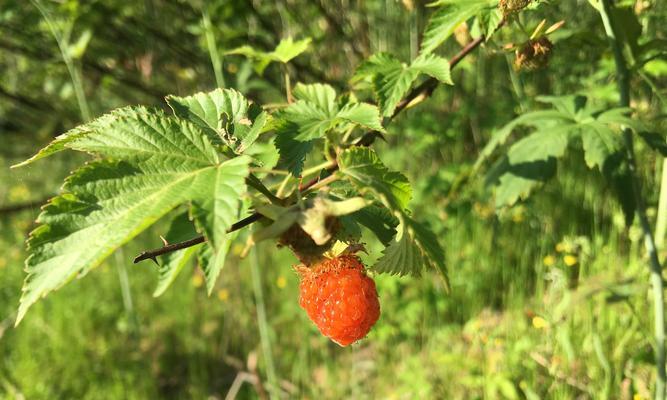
[298,255,380,346]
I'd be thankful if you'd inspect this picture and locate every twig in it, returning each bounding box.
[134,30,495,263]
[132,213,262,263]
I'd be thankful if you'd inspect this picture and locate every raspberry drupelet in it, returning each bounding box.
[298,255,380,346]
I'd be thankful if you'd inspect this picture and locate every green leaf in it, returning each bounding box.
[154,211,201,297]
[597,108,647,132]
[491,158,557,208]
[476,96,643,210]
[273,130,313,176]
[67,29,93,59]
[348,204,399,245]
[374,215,448,286]
[167,88,249,135]
[353,53,402,81]
[165,88,271,155]
[226,37,311,74]
[271,37,312,63]
[474,8,503,38]
[279,101,334,142]
[473,110,573,171]
[189,156,251,294]
[200,232,237,295]
[12,109,136,168]
[372,62,420,117]
[507,126,571,164]
[536,95,589,118]
[581,124,623,171]
[274,84,384,175]
[410,53,453,84]
[354,53,452,116]
[15,108,250,324]
[338,147,412,212]
[420,1,490,55]
[336,102,385,132]
[234,110,270,154]
[293,83,337,113]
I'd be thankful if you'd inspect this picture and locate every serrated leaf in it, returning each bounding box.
[474,8,503,38]
[492,158,557,208]
[473,110,572,171]
[189,156,251,293]
[336,102,386,132]
[274,84,384,175]
[374,215,448,286]
[234,111,269,153]
[167,88,249,134]
[597,108,647,132]
[348,203,398,245]
[355,53,452,116]
[167,88,266,153]
[12,108,139,168]
[479,96,644,212]
[338,147,412,212]
[373,64,420,117]
[410,53,453,84]
[274,129,313,176]
[279,101,335,141]
[293,83,337,114]
[581,124,622,170]
[200,232,237,295]
[536,95,588,118]
[271,37,312,63]
[353,53,402,81]
[226,37,311,74]
[154,211,201,297]
[507,126,571,164]
[420,1,490,55]
[15,108,250,324]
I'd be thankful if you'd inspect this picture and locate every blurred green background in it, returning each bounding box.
[1,0,666,398]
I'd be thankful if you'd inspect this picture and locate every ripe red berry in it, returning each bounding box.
[298,255,380,346]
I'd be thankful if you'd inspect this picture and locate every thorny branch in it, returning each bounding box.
[134,30,497,264]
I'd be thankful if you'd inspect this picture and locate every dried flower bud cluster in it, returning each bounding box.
[515,37,554,71]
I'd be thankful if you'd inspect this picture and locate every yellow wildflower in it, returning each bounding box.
[563,254,578,267]
[532,316,549,329]
[276,276,287,289]
[543,255,556,267]
[192,274,204,288]
[217,288,229,301]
